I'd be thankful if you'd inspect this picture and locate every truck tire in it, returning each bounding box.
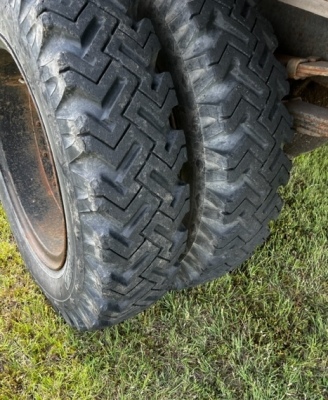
[0,0,189,330]
[135,0,294,289]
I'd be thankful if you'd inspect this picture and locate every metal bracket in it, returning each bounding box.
[284,99,328,157]
[278,0,328,19]
[286,99,328,137]
[278,55,328,80]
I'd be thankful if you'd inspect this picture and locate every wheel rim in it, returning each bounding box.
[0,41,67,271]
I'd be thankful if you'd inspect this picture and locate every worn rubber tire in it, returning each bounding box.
[135,0,294,289]
[0,0,189,330]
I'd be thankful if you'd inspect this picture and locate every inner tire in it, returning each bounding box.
[0,0,189,330]
[136,0,293,289]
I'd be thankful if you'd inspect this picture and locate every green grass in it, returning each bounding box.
[1,147,328,400]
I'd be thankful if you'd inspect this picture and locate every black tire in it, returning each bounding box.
[135,0,293,289]
[0,0,189,330]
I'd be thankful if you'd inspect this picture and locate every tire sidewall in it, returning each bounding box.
[0,4,84,303]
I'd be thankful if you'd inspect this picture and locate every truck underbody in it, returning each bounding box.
[259,0,328,156]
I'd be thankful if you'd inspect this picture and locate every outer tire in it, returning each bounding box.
[0,0,189,330]
[136,0,293,289]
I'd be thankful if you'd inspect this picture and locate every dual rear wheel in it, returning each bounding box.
[0,0,292,330]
